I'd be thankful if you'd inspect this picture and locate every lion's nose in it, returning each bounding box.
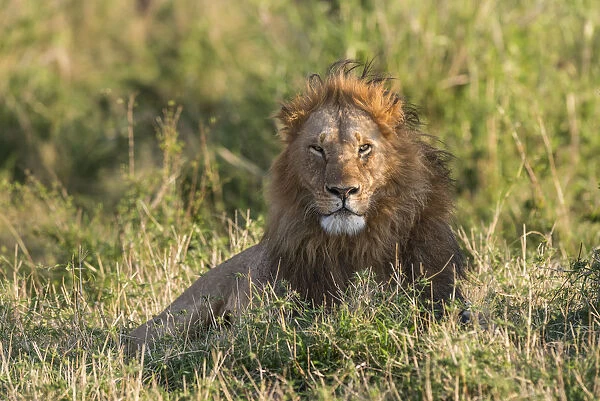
[325,185,360,200]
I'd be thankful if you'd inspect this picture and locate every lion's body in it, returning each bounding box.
[128,61,465,353]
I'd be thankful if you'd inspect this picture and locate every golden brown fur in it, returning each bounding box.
[265,60,463,303]
[127,61,464,354]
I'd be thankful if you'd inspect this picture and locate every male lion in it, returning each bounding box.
[128,61,465,353]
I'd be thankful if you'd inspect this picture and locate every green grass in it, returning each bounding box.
[1,0,599,399]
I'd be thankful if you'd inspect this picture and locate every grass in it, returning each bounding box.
[2,219,600,399]
[1,0,599,399]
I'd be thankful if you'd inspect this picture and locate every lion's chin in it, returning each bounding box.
[320,212,366,236]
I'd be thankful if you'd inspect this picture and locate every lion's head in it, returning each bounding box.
[264,60,461,303]
[269,61,445,238]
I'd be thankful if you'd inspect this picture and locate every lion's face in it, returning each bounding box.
[289,103,395,236]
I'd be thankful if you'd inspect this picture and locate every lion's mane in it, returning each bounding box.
[264,60,464,303]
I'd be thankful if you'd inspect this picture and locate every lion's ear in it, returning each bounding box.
[275,105,303,142]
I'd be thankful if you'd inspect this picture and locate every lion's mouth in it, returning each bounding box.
[323,207,362,218]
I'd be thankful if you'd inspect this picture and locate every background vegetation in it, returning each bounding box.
[0,0,599,399]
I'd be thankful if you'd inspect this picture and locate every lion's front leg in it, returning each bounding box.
[126,288,230,356]
[125,245,267,356]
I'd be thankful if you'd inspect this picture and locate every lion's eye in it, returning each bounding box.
[358,144,372,156]
[309,145,325,157]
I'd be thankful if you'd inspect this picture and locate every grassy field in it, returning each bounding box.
[1,0,599,399]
